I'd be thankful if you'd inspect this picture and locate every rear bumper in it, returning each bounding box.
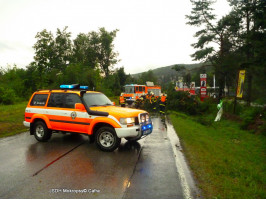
[23,121,30,128]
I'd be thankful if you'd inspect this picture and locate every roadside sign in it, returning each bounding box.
[190,82,195,89]
[201,87,207,95]
[200,74,207,87]
[189,82,196,95]
[200,74,207,101]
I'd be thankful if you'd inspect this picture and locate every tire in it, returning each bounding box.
[33,121,52,142]
[95,127,121,152]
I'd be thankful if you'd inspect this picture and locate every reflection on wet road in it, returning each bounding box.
[0,117,198,198]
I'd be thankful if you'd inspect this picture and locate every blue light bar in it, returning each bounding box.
[60,85,75,89]
[60,84,89,90]
[80,86,89,90]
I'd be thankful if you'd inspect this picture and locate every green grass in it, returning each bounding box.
[0,102,28,138]
[169,111,266,199]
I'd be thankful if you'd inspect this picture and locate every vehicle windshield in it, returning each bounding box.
[124,86,135,94]
[83,93,112,107]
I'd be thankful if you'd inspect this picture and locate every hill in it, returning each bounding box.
[131,63,213,86]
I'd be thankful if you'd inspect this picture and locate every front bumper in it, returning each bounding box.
[115,122,153,138]
[23,121,30,128]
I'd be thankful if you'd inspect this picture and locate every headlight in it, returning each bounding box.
[141,115,145,123]
[146,115,150,122]
[140,113,150,123]
[120,117,135,125]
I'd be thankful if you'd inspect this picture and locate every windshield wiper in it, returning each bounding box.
[89,104,99,107]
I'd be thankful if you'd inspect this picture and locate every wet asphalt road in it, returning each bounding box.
[0,117,199,199]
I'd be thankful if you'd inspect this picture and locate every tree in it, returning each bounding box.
[73,32,99,68]
[97,28,119,77]
[228,0,266,104]
[33,27,73,87]
[186,0,239,98]
[138,70,158,85]
[33,29,55,73]
[72,28,120,76]
[172,65,186,73]
[115,67,127,90]
[54,26,72,72]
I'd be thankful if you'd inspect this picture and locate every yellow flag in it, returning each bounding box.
[236,70,246,98]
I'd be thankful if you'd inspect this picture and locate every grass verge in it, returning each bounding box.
[169,111,266,199]
[0,102,28,138]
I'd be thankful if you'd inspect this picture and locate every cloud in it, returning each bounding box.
[0,40,34,68]
[0,41,15,51]
[0,0,231,72]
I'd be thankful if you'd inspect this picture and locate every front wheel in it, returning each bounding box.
[33,121,51,142]
[96,127,121,152]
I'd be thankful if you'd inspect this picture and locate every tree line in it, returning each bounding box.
[0,27,154,104]
[185,0,266,104]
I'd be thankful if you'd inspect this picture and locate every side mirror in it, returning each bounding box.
[75,103,86,111]
[112,102,115,106]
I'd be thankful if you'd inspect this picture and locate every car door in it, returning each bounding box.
[46,93,88,133]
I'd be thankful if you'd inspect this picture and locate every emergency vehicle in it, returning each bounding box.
[120,82,161,105]
[23,84,153,152]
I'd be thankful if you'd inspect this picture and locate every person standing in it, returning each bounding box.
[159,94,167,115]
[120,94,125,107]
[150,93,157,111]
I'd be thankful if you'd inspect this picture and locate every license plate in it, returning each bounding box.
[143,129,152,135]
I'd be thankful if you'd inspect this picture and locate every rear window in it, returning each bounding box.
[30,94,48,106]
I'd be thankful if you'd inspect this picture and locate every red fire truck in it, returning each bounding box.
[120,82,161,105]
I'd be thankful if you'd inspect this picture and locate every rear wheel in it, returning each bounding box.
[96,127,121,152]
[33,121,51,142]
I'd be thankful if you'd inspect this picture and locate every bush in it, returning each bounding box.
[0,87,18,105]
[166,90,212,115]
[240,106,266,131]
[223,99,244,115]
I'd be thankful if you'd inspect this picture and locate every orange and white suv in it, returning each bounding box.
[23,84,153,151]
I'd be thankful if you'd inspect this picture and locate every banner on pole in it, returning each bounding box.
[236,70,245,98]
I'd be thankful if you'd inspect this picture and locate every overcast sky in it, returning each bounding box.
[0,0,231,74]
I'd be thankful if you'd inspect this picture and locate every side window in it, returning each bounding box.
[47,93,82,108]
[136,87,139,92]
[30,94,48,106]
[65,94,82,108]
[139,87,143,92]
[47,93,64,108]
